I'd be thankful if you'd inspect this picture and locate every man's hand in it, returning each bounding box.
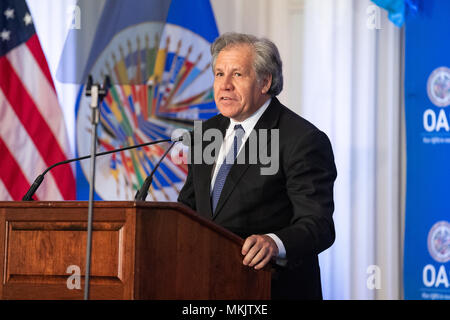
[241,234,279,270]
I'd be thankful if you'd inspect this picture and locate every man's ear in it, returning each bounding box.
[261,74,272,94]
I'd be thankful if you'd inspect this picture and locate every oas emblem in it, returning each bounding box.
[427,67,450,107]
[427,221,450,263]
[76,23,216,201]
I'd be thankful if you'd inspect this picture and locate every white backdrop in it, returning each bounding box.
[28,0,406,299]
[300,0,404,299]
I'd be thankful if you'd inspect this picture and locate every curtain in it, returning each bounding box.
[301,0,404,299]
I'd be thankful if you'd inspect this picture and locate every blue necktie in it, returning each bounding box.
[211,124,245,214]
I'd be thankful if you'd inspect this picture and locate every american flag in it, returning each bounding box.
[0,0,75,200]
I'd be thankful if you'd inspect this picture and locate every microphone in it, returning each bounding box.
[22,137,182,201]
[134,140,178,201]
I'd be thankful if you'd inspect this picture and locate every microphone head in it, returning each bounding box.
[171,130,190,142]
[103,75,112,91]
[87,75,93,88]
[172,135,184,142]
[85,75,93,96]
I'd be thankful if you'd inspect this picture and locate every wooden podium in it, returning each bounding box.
[0,201,271,300]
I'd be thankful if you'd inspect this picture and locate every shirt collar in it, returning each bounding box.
[227,98,272,136]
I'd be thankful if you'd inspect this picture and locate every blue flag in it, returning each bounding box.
[72,0,219,201]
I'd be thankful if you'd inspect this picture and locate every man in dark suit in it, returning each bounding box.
[178,32,337,299]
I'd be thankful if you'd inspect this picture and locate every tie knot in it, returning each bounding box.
[234,124,245,137]
[234,125,245,141]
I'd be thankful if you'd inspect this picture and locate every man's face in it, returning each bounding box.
[213,44,271,122]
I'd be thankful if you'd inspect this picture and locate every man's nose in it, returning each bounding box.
[221,74,233,90]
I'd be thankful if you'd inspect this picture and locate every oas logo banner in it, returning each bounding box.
[404,1,450,300]
[422,221,450,299]
[427,67,450,108]
[427,221,450,264]
[73,0,219,201]
[422,66,450,141]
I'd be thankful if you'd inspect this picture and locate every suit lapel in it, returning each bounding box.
[212,98,281,220]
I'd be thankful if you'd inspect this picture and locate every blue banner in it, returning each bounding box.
[404,0,450,300]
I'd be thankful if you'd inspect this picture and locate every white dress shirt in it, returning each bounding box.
[210,98,287,260]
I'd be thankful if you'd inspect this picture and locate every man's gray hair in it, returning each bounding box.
[210,32,283,96]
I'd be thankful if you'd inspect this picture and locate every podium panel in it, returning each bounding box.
[0,201,271,300]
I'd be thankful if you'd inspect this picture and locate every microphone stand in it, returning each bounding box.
[134,141,178,201]
[21,139,173,201]
[84,75,109,300]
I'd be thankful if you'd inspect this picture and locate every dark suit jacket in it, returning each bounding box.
[178,97,337,299]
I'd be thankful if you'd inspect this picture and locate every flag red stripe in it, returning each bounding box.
[25,34,55,91]
[0,138,36,201]
[0,56,75,199]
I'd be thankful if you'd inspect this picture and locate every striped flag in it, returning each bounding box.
[0,0,75,201]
